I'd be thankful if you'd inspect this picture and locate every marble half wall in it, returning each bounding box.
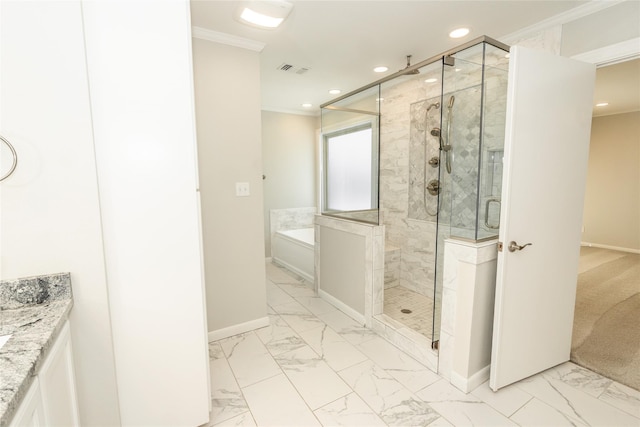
[314,214,384,327]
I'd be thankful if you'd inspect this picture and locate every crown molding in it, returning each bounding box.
[261,105,320,117]
[571,37,640,66]
[191,26,265,52]
[501,0,627,44]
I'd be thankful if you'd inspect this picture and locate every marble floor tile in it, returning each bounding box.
[599,381,640,418]
[218,332,282,388]
[298,324,369,371]
[274,346,352,410]
[281,312,327,334]
[254,315,306,356]
[270,299,312,316]
[294,295,338,316]
[316,310,378,345]
[277,281,317,298]
[470,380,533,417]
[209,393,250,427]
[314,392,386,426]
[266,281,296,307]
[209,341,225,361]
[200,260,640,427]
[357,336,440,392]
[209,343,249,424]
[339,360,441,426]
[212,411,257,427]
[416,379,480,404]
[273,301,326,333]
[510,397,587,426]
[242,374,321,427]
[515,373,640,426]
[544,362,612,398]
[265,262,304,284]
[426,417,454,426]
[428,401,517,426]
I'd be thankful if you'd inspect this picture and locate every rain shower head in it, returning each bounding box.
[401,55,420,75]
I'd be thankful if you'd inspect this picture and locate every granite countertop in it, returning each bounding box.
[0,273,73,427]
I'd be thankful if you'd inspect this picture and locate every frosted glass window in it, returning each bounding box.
[325,125,374,211]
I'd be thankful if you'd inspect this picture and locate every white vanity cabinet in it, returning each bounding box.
[7,379,45,427]
[9,321,80,427]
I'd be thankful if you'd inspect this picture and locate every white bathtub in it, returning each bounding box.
[272,228,314,283]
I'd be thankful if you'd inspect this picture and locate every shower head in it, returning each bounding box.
[401,55,420,75]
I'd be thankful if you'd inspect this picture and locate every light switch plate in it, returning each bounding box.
[236,182,250,197]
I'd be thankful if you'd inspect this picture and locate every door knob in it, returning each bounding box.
[508,241,532,252]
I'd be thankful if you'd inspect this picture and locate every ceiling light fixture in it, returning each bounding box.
[302,103,313,108]
[238,1,293,29]
[374,66,389,73]
[449,28,470,38]
[424,78,437,83]
[595,102,609,107]
[329,89,341,95]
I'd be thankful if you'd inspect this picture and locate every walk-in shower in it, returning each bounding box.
[320,37,509,352]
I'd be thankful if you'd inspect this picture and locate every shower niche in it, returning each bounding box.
[320,37,510,366]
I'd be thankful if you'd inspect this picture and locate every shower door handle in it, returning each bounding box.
[484,198,501,229]
[508,241,532,252]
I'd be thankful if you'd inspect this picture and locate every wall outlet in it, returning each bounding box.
[235,182,250,197]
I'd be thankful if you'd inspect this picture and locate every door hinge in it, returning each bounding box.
[498,241,503,252]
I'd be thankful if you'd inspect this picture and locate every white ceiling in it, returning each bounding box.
[190,1,637,117]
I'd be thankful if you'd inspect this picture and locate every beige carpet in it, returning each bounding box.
[571,248,640,390]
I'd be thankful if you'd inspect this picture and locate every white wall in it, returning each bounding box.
[82,1,210,425]
[583,112,640,251]
[0,2,121,425]
[262,111,319,256]
[192,37,268,336]
[561,1,640,57]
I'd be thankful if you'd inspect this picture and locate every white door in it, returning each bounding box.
[490,46,596,391]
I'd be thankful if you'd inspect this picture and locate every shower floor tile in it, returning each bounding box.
[383,285,434,339]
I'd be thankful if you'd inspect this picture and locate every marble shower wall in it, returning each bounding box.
[443,55,508,241]
[379,47,508,298]
[380,74,441,299]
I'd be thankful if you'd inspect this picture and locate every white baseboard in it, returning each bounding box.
[450,365,491,394]
[580,242,640,254]
[272,257,314,283]
[208,316,270,342]
[318,289,365,325]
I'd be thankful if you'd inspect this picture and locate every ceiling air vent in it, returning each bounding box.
[276,63,310,75]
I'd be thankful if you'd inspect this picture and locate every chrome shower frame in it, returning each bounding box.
[320,36,509,109]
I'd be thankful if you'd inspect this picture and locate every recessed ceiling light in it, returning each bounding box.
[595,102,609,107]
[302,103,313,108]
[238,1,293,29]
[449,28,470,39]
[424,78,438,83]
[328,89,341,95]
[374,66,389,73]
